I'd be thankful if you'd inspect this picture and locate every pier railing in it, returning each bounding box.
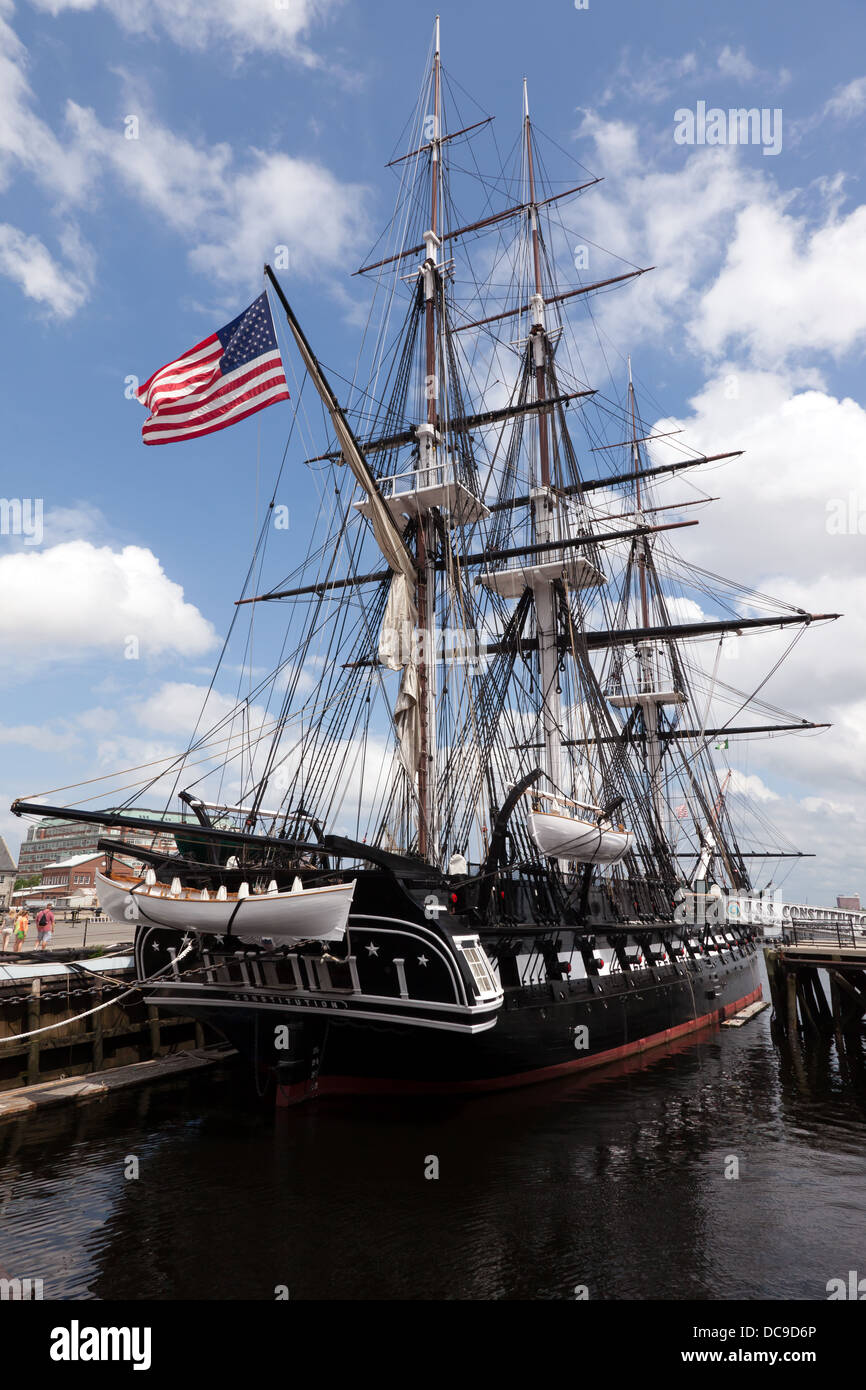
[784,919,866,950]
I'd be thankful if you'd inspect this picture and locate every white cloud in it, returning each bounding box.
[0,7,368,314]
[823,76,866,122]
[0,5,91,199]
[716,46,759,82]
[74,705,119,733]
[690,200,866,363]
[596,49,696,109]
[0,541,217,664]
[65,102,233,237]
[664,595,706,625]
[597,45,788,110]
[572,112,866,374]
[188,152,369,289]
[644,371,866,772]
[60,99,370,293]
[28,0,341,64]
[565,126,770,368]
[575,110,640,175]
[728,768,779,802]
[0,222,93,316]
[650,368,866,588]
[132,681,248,735]
[0,721,73,751]
[39,502,110,545]
[752,792,866,904]
[638,367,866,897]
[0,10,98,309]
[714,45,790,87]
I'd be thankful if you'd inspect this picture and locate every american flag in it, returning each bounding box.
[674,803,689,819]
[137,291,289,445]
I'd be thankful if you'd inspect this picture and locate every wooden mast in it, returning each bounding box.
[524,80,550,491]
[523,80,562,794]
[415,15,442,860]
[629,356,651,631]
[625,357,670,837]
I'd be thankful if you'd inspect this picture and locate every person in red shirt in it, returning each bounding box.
[35,906,55,951]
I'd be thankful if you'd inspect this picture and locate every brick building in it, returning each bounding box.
[40,853,109,904]
[17,814,177,878]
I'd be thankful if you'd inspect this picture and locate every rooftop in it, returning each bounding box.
[42,852,106,870]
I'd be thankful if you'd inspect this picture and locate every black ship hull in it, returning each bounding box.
[232,955,759,1105]
[133,882,762,1105]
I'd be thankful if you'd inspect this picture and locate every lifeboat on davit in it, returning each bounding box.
[527,792,633,866]
[96,870,355,941]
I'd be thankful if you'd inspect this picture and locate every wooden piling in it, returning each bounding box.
[26,979,41,1085]
[808,969,833,1033]
[92,982,104,1071]
[764,949,787,1032]
[796,970,820,1037]
[830,969,866,1032]
[786,969,800,1041]
[828,972,851,1078]
[147,1005,161,1058]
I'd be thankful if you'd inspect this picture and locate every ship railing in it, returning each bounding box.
[375,459,458,498]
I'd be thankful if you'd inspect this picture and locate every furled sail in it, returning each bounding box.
[378,571,420,776]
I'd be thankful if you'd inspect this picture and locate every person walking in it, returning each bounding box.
[13,910,29,953]
[35,905,55,951]
[0,912,12,952]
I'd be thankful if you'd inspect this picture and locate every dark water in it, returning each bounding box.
[2,965,865,1301]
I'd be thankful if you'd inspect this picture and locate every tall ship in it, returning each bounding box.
[11,22,840,1103]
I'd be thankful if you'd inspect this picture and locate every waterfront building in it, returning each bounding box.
[0,839,15,910]
[40,852,109,903]
[17,815,176,877]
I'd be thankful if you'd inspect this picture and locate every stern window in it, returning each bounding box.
[454,938,500,1001]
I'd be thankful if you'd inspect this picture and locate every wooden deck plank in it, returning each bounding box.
[0,1044,236,1123]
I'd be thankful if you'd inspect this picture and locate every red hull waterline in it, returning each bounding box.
[275,984,764,1107]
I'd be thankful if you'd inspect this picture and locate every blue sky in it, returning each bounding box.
[2,0,866,902]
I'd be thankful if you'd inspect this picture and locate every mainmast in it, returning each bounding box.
[523,81,562,794]
[415,14,443,860]
[629,357,650,629]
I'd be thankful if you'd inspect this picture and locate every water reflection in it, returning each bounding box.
[1,989,865,1301]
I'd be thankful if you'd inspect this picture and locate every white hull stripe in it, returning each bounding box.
[152,994,499,1034]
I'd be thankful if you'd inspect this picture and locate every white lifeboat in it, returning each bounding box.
[528,793,633,866]
[96,870,355,942]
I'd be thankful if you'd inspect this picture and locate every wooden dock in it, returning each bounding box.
[764,920,866,1057]
[0,1043,237,1123]
[0,953,213,1091]
[722,999,770,1028]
